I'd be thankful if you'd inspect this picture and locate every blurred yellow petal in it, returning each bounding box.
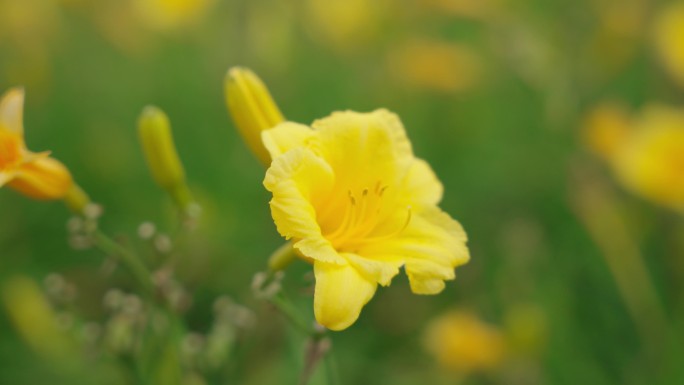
[304,0,386,54]
[0,87,75,201]
[583,102,631,160]
[8,156,73,200]
[387,40,482,93]
[1,275,74,360]
[423,310,506,373]
[0,87,24,135]
[613,105,684,212]
[653,3,684,86]
[313,260,377,331]
[0,171,14,187]
[420,0,500,19]
[0,128,24,171]
[133,0,215,31]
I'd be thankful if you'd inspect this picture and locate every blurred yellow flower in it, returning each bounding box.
[387,39,482,93]
[304,0,387,54]
[653,2,684,86]
[582,101,631,160]
[0,0,63,88]
[133,0,215,32]
[0,88,73,200]
[586,0,645,75]
[419,0,500,19]
[613,105,684,213]
[423,310,505,373]
[1,275,74,359]
[262,110,469,330]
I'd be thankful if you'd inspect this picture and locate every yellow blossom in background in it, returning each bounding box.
[387,40,482,93]
[582,101,631,161]
[304,0,388,54]
[0,0,63,89]
[245,1,296,74]
[0,88,73,200]
[613,105,684,213]
[132,0,215,32]
[586,0,645,76]
[423,310,505,373]
[653,2,684,87]
[419,0,500,19]
[262,110,469,330]
[1,275,75,359]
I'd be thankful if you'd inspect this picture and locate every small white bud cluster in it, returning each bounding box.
[65,203,103,250]
[152,267,191,313]
[101,289,148,354]
[251,271,284,300]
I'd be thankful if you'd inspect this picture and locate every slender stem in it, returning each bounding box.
[269,293,316,335]
[323,348,339,385]
[92,230,154,296]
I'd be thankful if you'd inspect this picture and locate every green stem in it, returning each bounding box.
[323,348,339,385]
[92,230,154,296]
[269,293,316,336]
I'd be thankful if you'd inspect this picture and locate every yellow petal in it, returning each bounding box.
[8,157,73,200]
[344,252,402,287]
[312,109,413,191]
[653,3,684,86]
[313,260,377,331]
[263,147,344,264]
[398,158,444,206]
[0,171,14,187]
[361,205,469,294]
[0,88,25,135]
[262,122,315,160]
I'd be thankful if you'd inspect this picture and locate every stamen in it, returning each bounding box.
[326,185,410,250]
[325,191,357,242]
[379,185,388,196]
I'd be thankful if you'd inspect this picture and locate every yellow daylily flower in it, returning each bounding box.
[262,109,470,330]
[0,88,73,200]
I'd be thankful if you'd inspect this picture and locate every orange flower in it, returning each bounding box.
[0,88,73,200]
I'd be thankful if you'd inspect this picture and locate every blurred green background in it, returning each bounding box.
[2,0,684,384]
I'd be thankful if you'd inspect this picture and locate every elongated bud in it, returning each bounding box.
[8,156,73,200]
[138,106,193,210]
[268,241,297,271]
[1,275,74,359]
[225,67,285,165]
